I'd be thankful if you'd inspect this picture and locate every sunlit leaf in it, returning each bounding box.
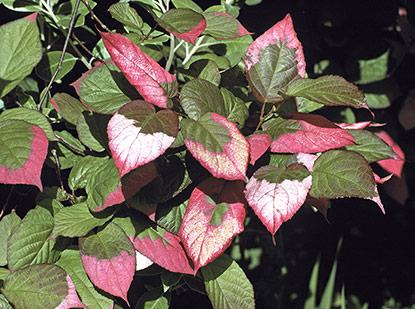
[0,210,21,266]
[203,11,251,40]
[109,2,143,31]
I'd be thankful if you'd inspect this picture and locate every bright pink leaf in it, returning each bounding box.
[81,251,135,305]
[101,32,177,108]
[245,13,305,77]
[263,113,355,153]
[56,274,87,309]
[179,178,246,273]
[0,122,48,191]
[375,131,405,178]
[25,12,38,22]
[108,100,178,179]
[245,164,312,239]
[129,232,194,275]
[247,134,271,165]
[181,113,249,180]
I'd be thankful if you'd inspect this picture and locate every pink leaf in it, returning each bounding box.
[25,12,38,22]
[101,32,177,108]
[245,164,312,239]
[375,131,405,178]
[335,121,371,130]
[108,100,178,179]
[81,251,135,305]
[264,113,355,153]
[56,274,87,309]
[181,113,249,180]
[247,134,271,165]
[245,13,305,77]
[179,178,246,273]
[0,122,48,191]
[292,153,319,171]
[129,232,194,275]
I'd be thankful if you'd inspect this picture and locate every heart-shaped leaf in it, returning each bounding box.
[309,150,385,213]
[245,164,312,238]
[56,249,114,308]
[113,214,194,275]
[245,13,305,103]
[79,222,135,305]
[202,254,254,309]
[1,264,85,309]
[0,120,48,190]
[158,8,206,44]
[101,32,178,108]
[181,112,249,180]
[202,11,252,40]
[179,177,246,273]
[108,100,178,178]
[285,75,367,109]
[262,113,355,153]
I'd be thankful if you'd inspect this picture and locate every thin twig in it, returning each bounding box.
[51,149,65,191]
[165,34,175,71]
[38,0,82,111]
[81,0,111,32]
[55,135,85,154]
[72,31,104,62]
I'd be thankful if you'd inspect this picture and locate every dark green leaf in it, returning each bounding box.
[76,111,110,152]
[51,92,88,125]
[35,51,77,82]
[109,2,143,30]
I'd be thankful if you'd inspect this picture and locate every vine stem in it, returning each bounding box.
[165,34,175,71]
[182,36,205,66]
[255,102,281,131]
[38,0,82,111]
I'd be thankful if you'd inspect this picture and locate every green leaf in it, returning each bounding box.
[180,79,226,120]
[35,51,77,82]
[7,206,55,271]
[51,92,88,125]
[202,11,251,40]
[221,87,249,129]
[361,78,401,109]
[55,0,96,29]
[156,200,188,235]
[50,130,84,169]
[356,49,390,84]
[217,35,253,67]
[135,287,169,309]
[296,97,324,113]
[196,60,221,86]
[304,255,319,309]
[172,0,203,12]
[285,75,366,109]
[345,129,396,163]
[76,111,110,152]
[201,254,254,309]
[52,202,114,238]
[0,13,42,98]
[68,155,109,191]
[0,211,21,266]
[0,107,55,141]
[109,2,143,30]
[0,293,13,309]
[56,249,114,308]
[76,62,140,114]
[309,150,384,213]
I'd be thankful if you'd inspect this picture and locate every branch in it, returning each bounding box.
[81,0,111,32]
[38,0,82,111]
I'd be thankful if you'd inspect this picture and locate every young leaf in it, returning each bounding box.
[345,129,397,163]
[101,32,178,108]
[107,100,178,178]
[201,254,255,309]
[112,215,194,275]
[309,150,385,213]
[1,264,85,309]
[71,61,140,114]
[181,112,249,180]
[0,120,48,190]
[51,92,88,125]
[7,206,55,271]
[180,79,227,120]
[202,11,252,40]
[52,202,113,238]
[158,8,206,44]
[56,249,114,308]
[247,134,271,165]
[79,222,135,305]
[0,210,21,266]
[245,164,312,237]
[262,114,355,153]
[179,178,246,273]
[245,13,305,103]
[285,75,367,109]
[375,131,405,178]
[0,12,42,98]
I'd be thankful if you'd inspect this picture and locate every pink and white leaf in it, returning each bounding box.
[56,274,87,309]
[179,178,246,273]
